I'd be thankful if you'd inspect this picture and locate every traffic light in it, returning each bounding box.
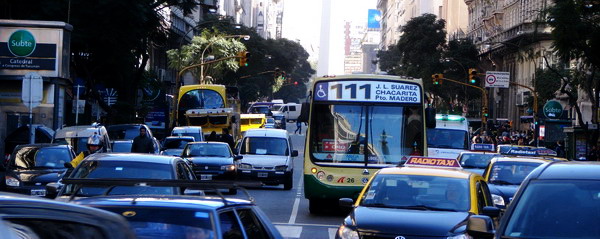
[482,107,489,117]
[431,74,444,85]
[468,68,480,84]
[294,81,298,86]
[238,51,248,67]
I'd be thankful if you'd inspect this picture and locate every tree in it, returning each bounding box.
[166,28,247,84]
[546,0,600,138]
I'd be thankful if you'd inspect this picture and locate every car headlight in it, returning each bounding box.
[337,225,359,239]
[274,165,288,171]
[5,176,20,187]
[239,163,252,169]
[492,194,505,206]
[221,164,236,171]
[447,233,472,239]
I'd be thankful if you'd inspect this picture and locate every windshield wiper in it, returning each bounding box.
[490,180,515,185]
[399,205,458,212]
[193,154,226,157]
[33,166,59,169]
[361,203,397,209]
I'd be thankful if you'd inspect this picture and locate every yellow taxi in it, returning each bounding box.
[240,114,265,132]
[337,157,497,239]
[482,156,556,208]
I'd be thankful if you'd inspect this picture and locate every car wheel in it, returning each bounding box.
[228,188,238,195]
[283,172,293,190]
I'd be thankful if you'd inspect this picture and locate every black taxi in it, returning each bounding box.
[336,157,498,239]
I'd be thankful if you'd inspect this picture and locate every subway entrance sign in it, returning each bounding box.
[543,100,563,119]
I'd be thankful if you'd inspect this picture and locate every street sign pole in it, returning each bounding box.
[75,85,81,125]
[28,76,33,144]
[22,73,43,144]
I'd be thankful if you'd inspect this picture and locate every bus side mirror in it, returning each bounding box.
[425,108,436,128]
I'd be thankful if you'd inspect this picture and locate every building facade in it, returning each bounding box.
[218,0,284,40]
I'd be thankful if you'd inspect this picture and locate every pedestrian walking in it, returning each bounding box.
[294,121,302,135]
[207,131,218,141]
[219,128,235,150]
[131,127,155,153]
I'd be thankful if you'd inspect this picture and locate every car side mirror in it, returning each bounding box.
[482,206,501,218]
[184,188,205,196]
[45,182,60,199]
[234,155,243,160]
[291,150,299,157]
[466,215,495,239]
[339,198,354,208]
[425,107,436,128]
[63,162,73,169]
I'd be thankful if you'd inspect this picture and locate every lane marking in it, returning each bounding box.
[328,228,338,239]
[274,222,339,228]
[287,172,305,224]
[275,225,303,238]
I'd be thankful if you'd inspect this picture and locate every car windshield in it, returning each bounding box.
[64,161,175,196]
[310,104,424,165]
[360,174,470,212]
[240,137,289,156]
[112,142,133,153]
[427,128,468,150]
[504,180,600,238]
[54,137,89,154]
[172,132,203,141]
[98,207,214,239]
[267,118,275,123]
[108,126,140,140]
[250,106,270,114]
[163,138,194,149]
[488,161,543,185]
[12,147,72,169]
[184,144,231,157]
[460,154,497,169]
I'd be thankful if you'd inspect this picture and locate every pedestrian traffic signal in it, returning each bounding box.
[238,51,248,67]
[468,68,480,84]
[432,74,444,85]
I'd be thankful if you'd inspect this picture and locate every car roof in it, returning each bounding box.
[107,124,144,129]
[187,141,229,146]
[15,143,70,149]
[85,153,180,164]
[536,161,600,180]
[55,126,105,138]
[379,166,473,179]
[165,136,195,140]
[173,126,203,131]
[74,195,253,210]
[111,140,133,143]
[244,128,288,138]
[490,156,554,164]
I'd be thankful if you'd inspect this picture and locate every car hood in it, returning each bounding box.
[188,157,234,166]
[12,169,66,184]
[162,149,183,156]
[350,206,470,237]
[240,154,288,167]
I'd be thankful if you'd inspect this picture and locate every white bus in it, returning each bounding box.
[427,114,470,159]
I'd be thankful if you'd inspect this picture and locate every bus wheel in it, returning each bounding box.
[283,172,293,190]
[309,199,324,214]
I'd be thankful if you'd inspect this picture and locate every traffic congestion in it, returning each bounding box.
[2,0,600,238]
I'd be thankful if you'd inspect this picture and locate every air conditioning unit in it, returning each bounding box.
[516,91,531,106]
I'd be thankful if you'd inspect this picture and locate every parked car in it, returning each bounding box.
[468,161,600,238]
[161,136,195,156]
[53,123,112,154]
[51,153,196,200]
[74,186,282,238]
[182,142,242,194]
[171,126,204,142]
[0,191,135,239]
[3,144,75,197]
[3,124,54,160]
[111,139,133,153]
[237,129,297,190]
[107,124,160,154]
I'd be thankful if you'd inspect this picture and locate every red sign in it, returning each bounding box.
[322,140,349,152]
[405,157,461,168]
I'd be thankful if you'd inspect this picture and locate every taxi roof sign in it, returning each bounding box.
[404,156,462,168]
[471,143,495,152]
[499,146,557,157]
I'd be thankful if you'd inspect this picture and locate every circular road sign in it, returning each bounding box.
[486,75,497,85]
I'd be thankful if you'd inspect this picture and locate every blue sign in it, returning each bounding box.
[367,9,381,29]
[472,144,495,152]
[73,78,86,97]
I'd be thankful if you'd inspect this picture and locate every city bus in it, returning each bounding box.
[176,84,241,139]
[303,74,434,213]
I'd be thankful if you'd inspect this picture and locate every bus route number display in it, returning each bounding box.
[314,80,422,103]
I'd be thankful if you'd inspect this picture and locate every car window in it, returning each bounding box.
[173,132,203,142]
[12,147,72,169]
[108,127,140,140]
[475,182,486,213]
[240,137,289,156]
[6,219,105,239]
[164,139,193,149]
[489,161,543,185]
[289,106,296,111]
[112,142,133,153]
[184,144,231,157]
[219,210,244,239]
[237,208,269,239]
[460,154,496,169]
[176,162,195,180]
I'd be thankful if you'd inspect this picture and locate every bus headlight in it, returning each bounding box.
[338,225,359,239]
[492,194,505,206]
[239,163,252,169]
[5,176,20,187]
[317,171,326,180]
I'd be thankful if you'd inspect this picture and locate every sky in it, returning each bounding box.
[282,0,377,74]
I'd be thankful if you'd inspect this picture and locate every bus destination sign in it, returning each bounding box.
[314,80,422,103]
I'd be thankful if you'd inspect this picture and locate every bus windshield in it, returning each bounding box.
[310,104,424,165]
[179,89,224,110]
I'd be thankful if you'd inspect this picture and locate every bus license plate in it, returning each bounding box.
[200,174,213,180]
[257,172,269,178]
[31,189,46,197]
